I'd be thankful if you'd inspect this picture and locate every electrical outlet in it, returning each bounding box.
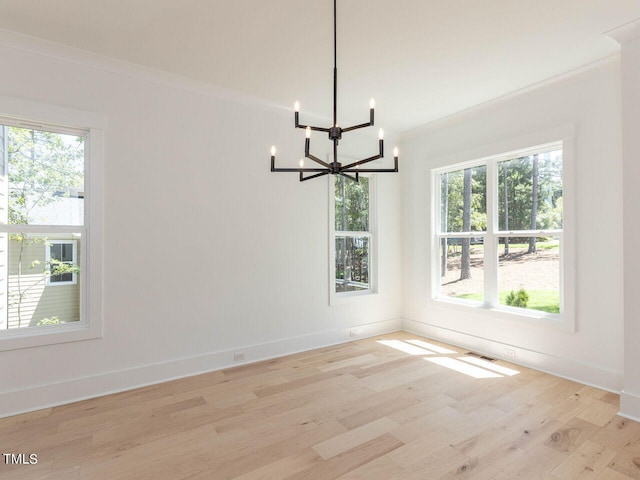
[233,352,246,362]
[503,348,516,358]
[349,329,360,338]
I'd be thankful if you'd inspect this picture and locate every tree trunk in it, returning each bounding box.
[502,162,509,255]
[16,235,25,328]
[340,177,350,286]
[528,154,539,253]
[460,168,472,280]
[441,173,448,277]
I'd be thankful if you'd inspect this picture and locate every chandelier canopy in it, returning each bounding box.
[270,0,399,182]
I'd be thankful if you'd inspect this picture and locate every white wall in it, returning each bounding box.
[400,59,624,391]
[0,33,402,416]
[607,19,640,421]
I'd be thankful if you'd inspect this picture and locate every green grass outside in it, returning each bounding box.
[500,241,559,251]
[457,290,560,314]
[447,240,559,254]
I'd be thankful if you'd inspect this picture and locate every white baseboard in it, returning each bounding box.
[0,318,402,419]
[402,318,623,393]
[620,391,640,422]
[3,317,625,419]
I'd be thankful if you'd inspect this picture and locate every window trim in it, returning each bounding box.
[0,95,104,351]
[45,239,78,286]
[429,125,576,332]
[329,173,378,305]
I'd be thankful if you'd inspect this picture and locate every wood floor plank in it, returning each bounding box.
[608,445,640,480]
[287,433,404,480]
[497,443,569,479]
[1,333,639,480]
[312,417,400,460]
[334,455,403,480]
[550,439,617,479]
[577,398,623,427]
[595,467,640,480]
[231,449,320,480]
[391,443,472,479]
[591,416,640,451]
[545,417,601,454]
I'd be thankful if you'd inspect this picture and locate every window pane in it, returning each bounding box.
[498,150,562,231]
[335,236,369,292]
[3,233,81,329]
[60,243,73,262]
[335,176,369,232]
[498,236,559,314]
[7,126,84,226]
[440,166,486,233]
[438,237,484,302]
[50,243,62,259]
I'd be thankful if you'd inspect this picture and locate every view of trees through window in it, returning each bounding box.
[335,175,370,293]
[0,124,84,329]
[437,147,563,315]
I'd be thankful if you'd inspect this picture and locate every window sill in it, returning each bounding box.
[0,321,102,351]
[330,289,378,306]
[430,296,574,333]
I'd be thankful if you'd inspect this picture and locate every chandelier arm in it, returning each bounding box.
[271,154,328,172]
[296,123,331,133]
[300,170,331,182]
[343,167,395,172]
[342,136,383,169]
[343,156,399,173]
[305,137,331,168]
[272,166,329,172]
[307,153,331,169]
[342,121,374,133]
[342,154,382,170]
[337,171,359,182]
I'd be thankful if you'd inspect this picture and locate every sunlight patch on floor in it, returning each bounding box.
[425,357,503,379]
[377,340,436,355]
[405,339,456,354]
[458,356,520,376]
[376,338,521,379]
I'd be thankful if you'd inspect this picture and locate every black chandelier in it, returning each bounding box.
[270,0,398,182]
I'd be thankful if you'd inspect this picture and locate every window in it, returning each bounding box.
[433,142,567,321]
[330,175,376,301]
[0,95,104,350]
[0,123,84,330]
[46,240,78,285]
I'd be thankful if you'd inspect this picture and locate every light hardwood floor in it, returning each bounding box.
[2,332,640,479]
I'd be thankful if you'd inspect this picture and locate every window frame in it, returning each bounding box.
[0,95,104,351]
[46,239,78,286]
[430,126,575,332]
[329,173,378,305]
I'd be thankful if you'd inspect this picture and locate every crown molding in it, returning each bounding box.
[605,18,640,45]
[0,27,282,113]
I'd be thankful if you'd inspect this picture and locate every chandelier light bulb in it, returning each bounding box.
[370,98,375,109]
[378,128,384,140]
[270,145,276,156]
[299,159,304,167]
[393,147,399,157]
[306,126,311,138]
[294,101,300,112]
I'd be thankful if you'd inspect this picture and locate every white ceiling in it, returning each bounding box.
[0,0,638,132]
